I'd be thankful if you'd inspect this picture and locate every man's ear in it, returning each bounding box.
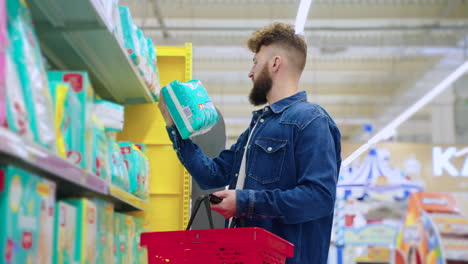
[271,56,282,72]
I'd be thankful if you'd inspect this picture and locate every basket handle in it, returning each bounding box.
[186,194,246,230]
[186,195,215,230]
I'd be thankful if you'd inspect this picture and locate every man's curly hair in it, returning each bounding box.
[247,23,307,71]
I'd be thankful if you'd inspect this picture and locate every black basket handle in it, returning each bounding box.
[185,194,245,230]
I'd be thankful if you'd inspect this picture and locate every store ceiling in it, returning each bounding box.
[123,0,468,143]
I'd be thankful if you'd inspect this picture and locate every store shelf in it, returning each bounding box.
[28,0,154,105]
[0,128,147,212]
[0,128,107,194]
[109,185,149,211]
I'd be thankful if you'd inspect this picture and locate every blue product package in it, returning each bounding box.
[161,80,219,139]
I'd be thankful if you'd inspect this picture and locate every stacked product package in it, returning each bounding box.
[6,0,55,149]
[118,5,160,100]
[0,165,56,263]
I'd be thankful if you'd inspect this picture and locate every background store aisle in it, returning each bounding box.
[123,0,468,145]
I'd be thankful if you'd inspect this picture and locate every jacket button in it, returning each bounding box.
[267,147,272,152]
[171,131,176,135]
[260,119,265,123]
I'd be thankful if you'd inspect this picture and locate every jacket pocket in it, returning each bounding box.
[248,138,288,185]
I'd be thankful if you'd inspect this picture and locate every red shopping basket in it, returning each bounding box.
[140,195,294,264]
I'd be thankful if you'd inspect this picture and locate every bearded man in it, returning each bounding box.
[159,22,342,264]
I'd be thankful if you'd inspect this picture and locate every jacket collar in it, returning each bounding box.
[269,91,307,114]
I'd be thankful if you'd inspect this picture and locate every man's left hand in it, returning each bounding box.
[210,190,237,219]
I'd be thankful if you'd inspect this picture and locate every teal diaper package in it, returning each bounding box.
[47,71,94,170]
[93,198,114,264]
[91,118,110,182]
[118,142,139,194]
[64,198,98,264]
[5,52,33,140]
[134,218,149,264]
[0,166,56,264]
[109,139,130,191]
[146,37,160,100]
[8,10,56,149]
[119,6,139,66]
[161,79,219,139]
[53,201,77,264]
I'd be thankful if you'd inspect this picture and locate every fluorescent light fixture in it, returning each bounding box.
[342,60,468,168]
[294,0,312,35]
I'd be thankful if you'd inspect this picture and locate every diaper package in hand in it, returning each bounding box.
[64,198,98,264]
[0,166,56,264]
[161,79,219,139]
[8,11,56,149]
[5,52,33,140]
[54,201,77,264]
[93,199,114,264]
[48,71,94,169]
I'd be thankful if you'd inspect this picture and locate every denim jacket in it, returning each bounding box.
[166,91,341,264]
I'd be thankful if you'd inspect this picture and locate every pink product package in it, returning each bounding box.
[0,0,6,127]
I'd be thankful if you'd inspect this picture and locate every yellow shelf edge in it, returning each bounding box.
[109,185,149,211]
[156,46,186,57]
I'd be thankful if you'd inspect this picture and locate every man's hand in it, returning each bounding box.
[210,190,237,219]
[158,96,175,126]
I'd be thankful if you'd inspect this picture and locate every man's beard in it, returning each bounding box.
[249,66,272,106]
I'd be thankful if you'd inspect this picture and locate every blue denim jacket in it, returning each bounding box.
[166,91,341,264]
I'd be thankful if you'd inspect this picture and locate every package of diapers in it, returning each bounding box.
[108,138,130,191]
[146,37,160,100]
[48,81,70,158]
[65,198,98,264]
[48,71,95,169]
[119,6,140,66]
[134,218,149,264]
[93,99,124,132]
[113,213,135,264]
[54,201,77,264]
[5,52,33,140]
[118,142,140,194]
[93,199,114,264]
[91,117,111,182]
[0,166,56,264]
[161,80,219,139]
[8,14,56,149]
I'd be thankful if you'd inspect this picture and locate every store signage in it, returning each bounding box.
[432,147,468,177]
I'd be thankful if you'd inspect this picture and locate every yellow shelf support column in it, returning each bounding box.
[118,43,193,231]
